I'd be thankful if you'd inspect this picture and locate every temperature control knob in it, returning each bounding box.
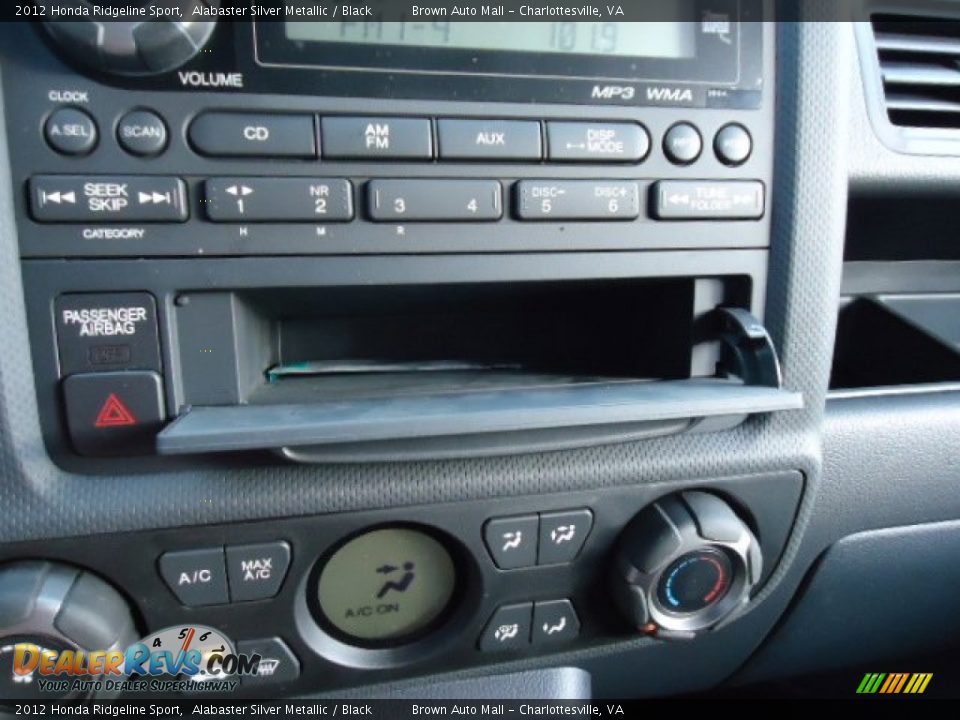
[610,491,761,638]
[0,561,138,699]
[45,2,217,76]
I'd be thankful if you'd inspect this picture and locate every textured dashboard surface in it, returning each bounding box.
[0,16,856,697]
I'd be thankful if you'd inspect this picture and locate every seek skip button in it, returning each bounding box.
[158,548,228,607]
[226,542,291,602]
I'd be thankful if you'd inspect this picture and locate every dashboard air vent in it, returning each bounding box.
[873,15,960,128]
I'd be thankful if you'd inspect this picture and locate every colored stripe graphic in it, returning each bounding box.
[857,672,932,694]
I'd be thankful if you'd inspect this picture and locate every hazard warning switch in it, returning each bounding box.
[62,372,164,456]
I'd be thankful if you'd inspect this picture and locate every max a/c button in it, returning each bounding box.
[62,371,164,456]
[158,548,229,607]
[226,542,291,602]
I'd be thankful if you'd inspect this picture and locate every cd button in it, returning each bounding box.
[189,112,316,158]
[437,119,541,161]
[547,122,650,163]
[321,117,433,160]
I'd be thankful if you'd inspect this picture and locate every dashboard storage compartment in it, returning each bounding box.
[160,278,802,461]
[831,295,960,390]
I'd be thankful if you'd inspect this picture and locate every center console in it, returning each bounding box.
[0,3,801,699]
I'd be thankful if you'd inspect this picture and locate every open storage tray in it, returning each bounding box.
[159,278,802,461]
[831,294,960,390]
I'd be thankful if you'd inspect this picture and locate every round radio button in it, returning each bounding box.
[44,107,97,156]
[117,110,168,157]
[316,527,457,643]
[663,122,702,165]
[714,123,753,166]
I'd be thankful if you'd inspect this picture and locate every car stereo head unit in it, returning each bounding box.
[46,0,764,109]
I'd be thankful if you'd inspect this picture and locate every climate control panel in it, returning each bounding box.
[0,473,801,698]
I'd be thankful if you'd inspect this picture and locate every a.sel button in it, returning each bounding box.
[367,179,502,221]
[204,178,353,222]
[652,180,765,220]
[515,180,640,220]
[158,548,229,607]
[55,293,161,376]
[226,542,291,602]
[189,113,316,158]
[29,176,187,223]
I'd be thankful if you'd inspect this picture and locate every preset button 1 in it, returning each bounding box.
[204,178,354,222]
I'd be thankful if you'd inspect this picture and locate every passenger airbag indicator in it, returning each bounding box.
[55,293,161,376]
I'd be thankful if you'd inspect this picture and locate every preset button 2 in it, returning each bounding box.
[204,178,354,222]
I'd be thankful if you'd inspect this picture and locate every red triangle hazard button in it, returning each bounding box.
[94,393,137,428]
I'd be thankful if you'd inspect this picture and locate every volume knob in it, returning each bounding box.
[45,2,217,76]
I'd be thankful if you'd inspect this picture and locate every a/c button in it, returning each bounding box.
[158,548,229,607]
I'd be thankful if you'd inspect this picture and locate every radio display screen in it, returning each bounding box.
[283,22,696,61]
[252,0,759,102]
